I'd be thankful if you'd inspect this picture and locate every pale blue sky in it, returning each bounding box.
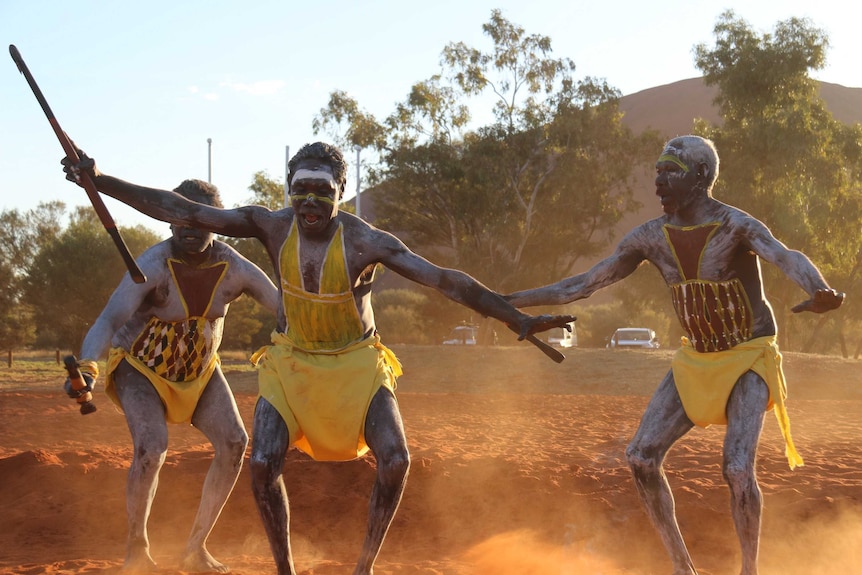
[2,0,859,235]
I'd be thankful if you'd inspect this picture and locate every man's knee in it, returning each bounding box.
[249,449,281,487]
[625,442,660,477]
[379,448,410,484]
[722,459,755,488]
[134,441,167,471]
[221,428,249,464]
[230,428,250,455]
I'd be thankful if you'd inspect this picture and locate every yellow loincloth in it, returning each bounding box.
[105,347,220,424]
[252,330,401,462]
[672,335,803,469]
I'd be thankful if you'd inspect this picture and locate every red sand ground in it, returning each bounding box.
[1,345,860,574]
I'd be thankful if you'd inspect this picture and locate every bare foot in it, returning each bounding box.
[181,547,230,573]
[121,551,159,573]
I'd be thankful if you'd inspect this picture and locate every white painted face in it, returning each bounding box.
[170,223,215,254]
[289,163,340,234]
[170,192,216,255]
[654,146,698,215]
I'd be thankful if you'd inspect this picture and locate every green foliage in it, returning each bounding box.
[222,294,273,351]
[314,10,658,292]
[217,168,279,350]
[22,207,159,351]
[568,304,623,348]
[244,170,287,210]
[0,260,34,350]
[219,171,285,279]
[0,202,64,274]
[313,90,390,150]
[0,189,276,354]
[573,302,674,349]
[0,158,515,357]
[372,289,433,344]
[442,9,577,131]
[0,202,70,350]
[694,11,862,354]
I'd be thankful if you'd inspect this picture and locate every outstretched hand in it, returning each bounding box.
[511,314,576,341]
[791,288,845,314]
[60,146,99,186]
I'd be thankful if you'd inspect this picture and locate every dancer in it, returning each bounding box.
[506,135,844,575]
[69,179,278,573]
[64,142,574,574]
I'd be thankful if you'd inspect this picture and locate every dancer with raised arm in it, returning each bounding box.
[64,142,575,575]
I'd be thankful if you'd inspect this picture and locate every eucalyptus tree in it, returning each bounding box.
[0,202,65,350]
[314,10,657,292]
[23,206,159,350]
[694,10,862,353]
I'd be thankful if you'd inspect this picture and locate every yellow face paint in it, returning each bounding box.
[289,169,338,205]
[657,154,690,173]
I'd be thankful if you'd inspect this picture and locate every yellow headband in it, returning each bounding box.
[657,154,690,173]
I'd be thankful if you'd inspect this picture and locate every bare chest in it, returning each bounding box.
[651,223,748,283]
[295,237,375,295]
[299,240,331,293]
[148,260,237,320]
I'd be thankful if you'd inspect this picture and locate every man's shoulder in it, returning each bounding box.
[224,204,293,239]
[211,238,237,253]
[341,214,398,246]
[137,239,173,262]
[627,216,668,238]
[210,240,256,265]
[707,202,767,235]
[127,240,175,284]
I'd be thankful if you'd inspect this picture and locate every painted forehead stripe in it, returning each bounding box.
[657,154,690,173]
[291,168,336,187]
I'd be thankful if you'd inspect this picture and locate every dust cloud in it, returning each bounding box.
[1,346,860,573]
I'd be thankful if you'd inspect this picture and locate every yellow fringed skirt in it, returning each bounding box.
[252,331,401,462]
[672,335,803,469]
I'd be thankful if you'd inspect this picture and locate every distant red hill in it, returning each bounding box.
[613,77,862,245]
[619,76,862,139]
[350,77,862,262]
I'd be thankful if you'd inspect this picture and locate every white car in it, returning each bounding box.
[546,321,577,348]
[606,327,660,349]
[442,325,478,345]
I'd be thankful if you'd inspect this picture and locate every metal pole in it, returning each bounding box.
[284,145,290,208]
[207,138,212,183]
[353,144,361,218]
